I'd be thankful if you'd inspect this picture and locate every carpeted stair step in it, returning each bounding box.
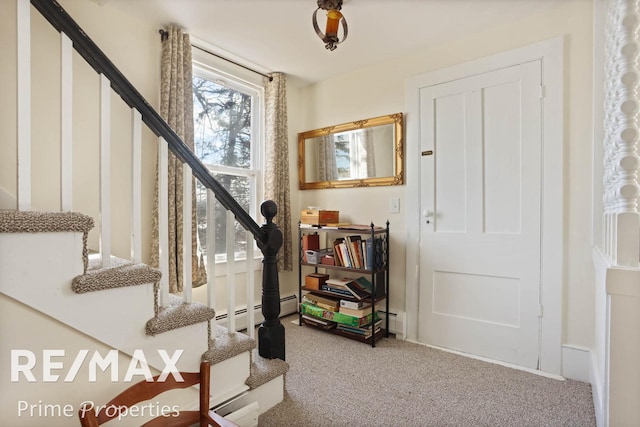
[0,209,94,233]
[72,253,161,294]
[0,210,94,271]
[245,349,289,390]
[146,293,216,336]
[201,324,256,365]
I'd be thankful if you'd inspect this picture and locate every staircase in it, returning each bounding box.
[0,209,288,426]
[1,0,289,425]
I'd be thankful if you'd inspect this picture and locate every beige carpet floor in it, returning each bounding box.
[258,315,595,427]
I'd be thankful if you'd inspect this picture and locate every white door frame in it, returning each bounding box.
[404,37,564,375]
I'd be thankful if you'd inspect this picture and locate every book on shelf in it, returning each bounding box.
[320,284,353,298]
[363,236,387,270]
[323,223,352,228]
[301,314,336,330]
[325,277,371,300]
[353,274,386,298]
[337,242,352,268]
[336,319,383,338]
[339,299,385,318]
[340,299,368,309]
[361,239,368,270]
[346,235,362,269]
[332,238,346,267]
[302,293,340,311]
[300,302,379,328]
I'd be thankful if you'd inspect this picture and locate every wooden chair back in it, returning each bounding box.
[78,360,237,427]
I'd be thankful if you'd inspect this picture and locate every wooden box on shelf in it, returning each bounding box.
[300,209,339,225]
[305,273,329,290]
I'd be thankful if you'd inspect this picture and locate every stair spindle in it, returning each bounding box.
[246,229,255,338]
[182,164,193,303]
[60,32,73,211]
[17,0,31,211]
[226,210,236,333]
[206,190,216,312]
[158,137,170,306]
[131,110,142,264]
[99,74,111,268]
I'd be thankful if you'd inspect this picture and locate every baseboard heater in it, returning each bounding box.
[217,294,406,339]
[376,309,406,338]
[214,293,298,330]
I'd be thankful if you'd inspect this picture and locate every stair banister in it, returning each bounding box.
[28,0,285,360]
[29,0,262,240]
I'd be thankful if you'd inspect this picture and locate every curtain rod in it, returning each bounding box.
[159,29,273,82]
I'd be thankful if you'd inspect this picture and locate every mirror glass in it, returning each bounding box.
[298,113,403,189]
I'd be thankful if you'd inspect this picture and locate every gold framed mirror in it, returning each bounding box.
[298,113,404,190]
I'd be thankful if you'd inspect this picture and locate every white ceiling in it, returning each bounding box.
[103,0,561,86]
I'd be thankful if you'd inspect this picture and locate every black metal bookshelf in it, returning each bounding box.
[297,221,390,347]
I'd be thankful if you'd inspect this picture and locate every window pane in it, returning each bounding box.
[196,174,251,256]
[334,133,351,179]
[193,76,252,169]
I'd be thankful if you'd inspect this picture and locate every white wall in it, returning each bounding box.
[295,0,595,349]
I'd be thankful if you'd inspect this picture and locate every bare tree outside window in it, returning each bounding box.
[193,75,256,259]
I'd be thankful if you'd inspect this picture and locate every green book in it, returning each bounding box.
[300,302,378,327]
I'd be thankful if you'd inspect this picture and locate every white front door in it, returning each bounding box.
[418,60,542,369]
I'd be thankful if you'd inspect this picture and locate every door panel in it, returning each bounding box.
[418,61,542,369]
[433,93,467,233]
[432,271,521,327]
[483,80,521,234]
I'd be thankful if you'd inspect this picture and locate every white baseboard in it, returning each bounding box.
[214,293,298,331]
[420,343,566,381]
[562,344,591,382]
[590,350,606,427]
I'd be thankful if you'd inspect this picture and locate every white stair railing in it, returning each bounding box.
[15,0,261,340]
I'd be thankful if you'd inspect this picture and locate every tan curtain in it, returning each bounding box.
[318,135,338,181]
[363,128,376,178]
[264,73,292,271]
[151,25,206,292]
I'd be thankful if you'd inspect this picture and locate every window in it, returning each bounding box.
[192,64,262,263]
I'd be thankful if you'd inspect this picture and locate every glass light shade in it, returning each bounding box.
[325,10,343,38]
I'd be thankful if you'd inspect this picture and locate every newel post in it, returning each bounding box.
[257,200,285,360]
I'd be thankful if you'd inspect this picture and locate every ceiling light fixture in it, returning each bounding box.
[312,0,348,51]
